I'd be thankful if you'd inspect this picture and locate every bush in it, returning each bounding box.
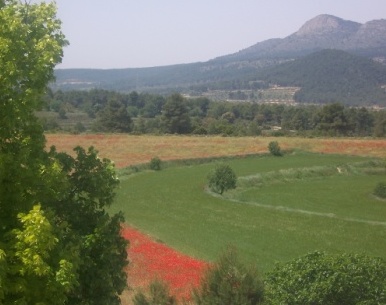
[265,251,386,305]
[373,181,386,199]
[73,122,86,134]
[208,163,237,194]
[58,107,67,119]
[268,141,282,156]
[192,247,264,305]
[133,280,177,305]
[149,157,162,171]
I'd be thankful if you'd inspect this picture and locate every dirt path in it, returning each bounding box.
[223,197,386,227]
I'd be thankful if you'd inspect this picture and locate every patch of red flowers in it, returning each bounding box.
[121,226,208,301]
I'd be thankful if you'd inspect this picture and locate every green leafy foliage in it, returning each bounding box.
[373,181,386,199]
[208,164,237,194]
[192,247,264,305]
[265,251,386,305]
[149,156,162,171]
[94,99,132,132]
[0,2,128,304]
[161,94,191,134]
[51,146,128,305]
[0,0,67,144]
[73,122,86,134]
[13,205,59,276]
[268,141,282,156]
[133,280,177,305]
[314,103,349,136]
[8,205,78,305]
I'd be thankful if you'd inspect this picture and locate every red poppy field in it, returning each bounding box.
[121,226,207,303]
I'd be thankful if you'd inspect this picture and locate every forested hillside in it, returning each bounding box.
[258,49,386,105]
[53,62,261,94]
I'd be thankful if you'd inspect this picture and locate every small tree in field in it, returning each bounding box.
[268,141,283,156]
[149,156,162,171]
[208,163,237,195]
[373,181,386,199]
[193,247,264,305]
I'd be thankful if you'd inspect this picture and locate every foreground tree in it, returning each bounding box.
[51,146,128,305]
[0,1,128,304]
[265,251,386,305]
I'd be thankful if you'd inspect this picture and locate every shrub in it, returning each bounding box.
[149,157,162,171]
[73,122,86,134]
[208,163,237,194]
[192,126,208,135]
[58,107,67,119]
[268,141,282,156]
[265,251,386,305]
[373,181,386,199]
[133,280,177,305]
[192,247,264,305]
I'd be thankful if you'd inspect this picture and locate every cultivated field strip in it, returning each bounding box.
[45,134,386,168]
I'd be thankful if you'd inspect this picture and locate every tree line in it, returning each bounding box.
[44,89,386,137]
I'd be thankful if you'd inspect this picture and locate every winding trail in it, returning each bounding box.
[219,195,386,227]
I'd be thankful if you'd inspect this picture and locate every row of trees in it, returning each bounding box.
[45,89,386,137]
[0,1,127,304]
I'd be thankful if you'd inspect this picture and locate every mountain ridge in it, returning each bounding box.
[295,14,361,36]
[216,14,386,62]
[54,14,386,102]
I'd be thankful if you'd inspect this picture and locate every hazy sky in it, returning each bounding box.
[49,0,386,69]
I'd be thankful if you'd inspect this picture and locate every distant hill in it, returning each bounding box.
[53,62,259,93]
[53,14,386,105]
[216,15,386,62]
[257,49,386,106]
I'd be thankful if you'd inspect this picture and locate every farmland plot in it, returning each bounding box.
[45,134,386,301]
[45,134,386,168]
[111,152,386,272]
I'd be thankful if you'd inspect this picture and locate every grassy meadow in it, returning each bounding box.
[109,151,386,272]
[45,134,386,272]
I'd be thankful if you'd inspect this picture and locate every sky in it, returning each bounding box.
[45,0,386,69]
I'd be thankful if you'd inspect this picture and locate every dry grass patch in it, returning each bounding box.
[45,134,386,168]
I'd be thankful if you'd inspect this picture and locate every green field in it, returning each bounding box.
[111,152,386,272]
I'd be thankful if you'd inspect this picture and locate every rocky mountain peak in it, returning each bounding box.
[295,14,361,36]
[215,14,386,63]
